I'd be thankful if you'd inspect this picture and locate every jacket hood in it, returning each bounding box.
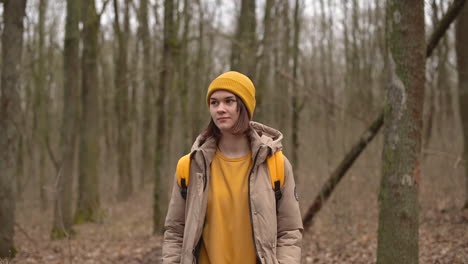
[190,121,283,166]
[248,121,283,158]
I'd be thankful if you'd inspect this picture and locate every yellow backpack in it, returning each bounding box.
[176,151,285,201]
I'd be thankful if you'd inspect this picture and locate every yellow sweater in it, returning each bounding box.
[199,150,256,264]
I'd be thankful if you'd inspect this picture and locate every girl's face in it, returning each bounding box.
[209,90,240,134]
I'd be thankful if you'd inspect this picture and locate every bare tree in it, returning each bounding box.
[153,0,176,234]
[456,2,468,209]
[302,0,468,232]
[179,0,192,149]
[190,0,209,142]
[34,0,49,211]
[274,1,291,133]
[138,0,154,189]
[290,0,304,175]
[51,0,80,239]
[75,0,104,224]
[433,0,453,125]
[231,0,257,78]
[377,0,425,262]
[256,0,275,123]
[114,0,133,201]
[319,0,334,172]
[0,0,27,259]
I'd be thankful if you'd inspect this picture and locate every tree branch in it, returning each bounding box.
[422,148,466,167]
[129,0,137,14]
[302,112,383,230]
[302,0,467,232]
[277,70,371,124]
[42,134,59,172]
[426,0,467,57]
[15,222,38,247]
[98,0,112,18]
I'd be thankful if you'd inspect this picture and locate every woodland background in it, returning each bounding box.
[0,0,467,263]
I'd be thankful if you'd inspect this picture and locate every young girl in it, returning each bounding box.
[162,71,303,264]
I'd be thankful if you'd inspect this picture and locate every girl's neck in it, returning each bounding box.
[218,132,250,158]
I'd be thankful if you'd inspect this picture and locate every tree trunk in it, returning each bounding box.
[34,0,49,211]
[326,0,336,113]
[16,137,25,202]
[424,0,442,150]
[51,0,80,239]
[342,0,351,110]
[276,1,291,134]
[114,0,133,202]
[230,0,257,79]
[455,2,468,209]
[179,0,192,150]
[348,0,363,114]
[190,0,207,142]
[377,1,425,263]
[98,32,114,176]
[0,0,27,259]
[290,0,301,177]
[432,0,452,126]
[138,0,154,189]
[153,0,175,234]
[256,0,275,123]
[358,0,373,111]
[75,0,101,224]
[319,0,333,173]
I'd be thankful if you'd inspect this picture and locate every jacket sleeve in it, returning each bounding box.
[162,173,186,263]
[276,156,303,263]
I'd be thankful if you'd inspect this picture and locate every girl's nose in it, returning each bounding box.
[216,103,226,113]
[217,107,226,113]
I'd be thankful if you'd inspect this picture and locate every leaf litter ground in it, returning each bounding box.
[8,189,468,264]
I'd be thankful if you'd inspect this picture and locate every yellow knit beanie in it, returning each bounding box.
[206,71,256,119]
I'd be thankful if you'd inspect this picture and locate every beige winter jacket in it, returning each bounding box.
[162,122,303,264]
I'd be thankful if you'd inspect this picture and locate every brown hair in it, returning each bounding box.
[201,95,251,140]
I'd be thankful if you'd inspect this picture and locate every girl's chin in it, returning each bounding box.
[217,125,234,133]
[219,127,234,133]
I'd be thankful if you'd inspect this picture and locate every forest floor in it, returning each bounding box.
[8,189,468,264]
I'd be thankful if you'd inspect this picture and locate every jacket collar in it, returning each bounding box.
[189,121,284,168]
[248,121,283,164]
[190,135,217,170]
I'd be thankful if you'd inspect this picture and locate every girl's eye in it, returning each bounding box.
[210,101,218,106]
[226,99,236,104]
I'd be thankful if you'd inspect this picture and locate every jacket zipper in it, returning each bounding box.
[192,151,208,263]
[192,238,202,264]
[200,151,207,191]
[248,146,262,263]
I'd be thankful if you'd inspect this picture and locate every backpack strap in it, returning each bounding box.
[176,153,191,199]
[267,150,284,202]
[176,151,285,202]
